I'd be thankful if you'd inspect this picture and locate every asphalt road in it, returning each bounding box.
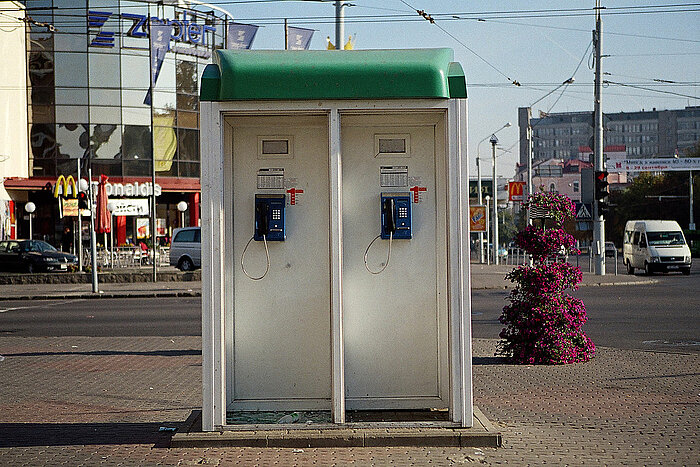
[0,265,698,354]
[473,261,700,354]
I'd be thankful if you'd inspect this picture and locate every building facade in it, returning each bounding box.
[1,0,231,246]
[518,106,700,166]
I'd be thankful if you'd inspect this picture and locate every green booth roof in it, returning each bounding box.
[200,48,467,101]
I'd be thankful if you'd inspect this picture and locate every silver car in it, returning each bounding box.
[169,227,201,271]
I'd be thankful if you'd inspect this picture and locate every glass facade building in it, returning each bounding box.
[5,0,231,245]
[25,0,226,181]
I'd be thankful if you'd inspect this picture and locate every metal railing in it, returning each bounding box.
[82,246,170,269]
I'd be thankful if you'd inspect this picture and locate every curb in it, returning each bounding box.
[0,291,202,301]
[472,279,658,290]
[170,408,501,448]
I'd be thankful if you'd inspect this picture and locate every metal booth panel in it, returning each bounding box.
[229,114,331,410]
[341,112,449,409]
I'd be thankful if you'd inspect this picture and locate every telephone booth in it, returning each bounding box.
[199,48,472,430]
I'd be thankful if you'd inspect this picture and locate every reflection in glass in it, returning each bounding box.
[91,159,122,176]
[29,105,55,123]
[28,51,54,87]
[122,89,150,108]
[56,106,88,123]
[30,87,55,106]
[89,89,121,106]
[153,91,176,110]
[90,106,121,124]
[176,94,198,111]
[55,87,88,106]
[54,53,88,87]
[155,58,176,92]
[120,53,149,90]
[154,122,177,173]
[176,60,197,95]
[177,128,199,161]
[178,162,200,178]
[122,107,150,126]
[122,125,151,160]
[177,111,198,129]
[30,123,56,158]
[56,123,90,159]
[29,32,53,52]
[31,158,57,177]
[91,124,121,159]
[123,160,150,176]
[89,53,120,88]
[54,33,87,52]
[56,158,79,178]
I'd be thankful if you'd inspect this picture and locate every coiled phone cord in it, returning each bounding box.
[364,231,393,274]
[241,234,270,280]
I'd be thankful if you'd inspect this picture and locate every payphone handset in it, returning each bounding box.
[242,194,286,280]
[365,193,412,274]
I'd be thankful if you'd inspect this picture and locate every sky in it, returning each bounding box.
[211,0,699,178]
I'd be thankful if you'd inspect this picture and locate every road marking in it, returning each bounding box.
[0,299,85,313]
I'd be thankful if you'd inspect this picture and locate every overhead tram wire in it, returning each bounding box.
[397,0,521,87]
[602,81,700,100]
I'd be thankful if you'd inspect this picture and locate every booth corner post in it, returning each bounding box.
[199,49,472,429]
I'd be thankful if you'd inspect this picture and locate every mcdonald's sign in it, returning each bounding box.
[53,175,78,198]
[508,181,526,202]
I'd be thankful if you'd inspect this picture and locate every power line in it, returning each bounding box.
[603,80,700,100]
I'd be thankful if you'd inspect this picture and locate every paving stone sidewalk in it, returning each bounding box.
[0,336,696,465]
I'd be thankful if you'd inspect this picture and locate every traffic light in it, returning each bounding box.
[594,170,609,215]
[77,191,89,210]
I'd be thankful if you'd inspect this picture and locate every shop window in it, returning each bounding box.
[123,160,150,177]
[28,104,55,124]
[177,128,199,161]
[91,159,122,177]
[30,123,56,159]
[56,158,79,177]
[29,87,55,106]
[176,93,198,111]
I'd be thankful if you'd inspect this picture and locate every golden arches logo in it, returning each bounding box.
[54,175,78,198]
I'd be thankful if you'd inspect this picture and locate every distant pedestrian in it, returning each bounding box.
[61,226,72,253]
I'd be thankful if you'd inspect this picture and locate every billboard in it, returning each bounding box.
[469,205,487,232]
[508,181,526,202]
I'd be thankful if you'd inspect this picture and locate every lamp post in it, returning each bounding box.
[177,201,188,228]
[490,134,500,265]
[476,122,511,263]
[78,177,89,271]
[484,196,491,265]
[24,202,36,240]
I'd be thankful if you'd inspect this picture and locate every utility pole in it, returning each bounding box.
[335,1,344,51]
[284,18,288,49]
[592,1,606,275]
[491,134,499,266]
[527,118,533,225]
[690,171,695,230]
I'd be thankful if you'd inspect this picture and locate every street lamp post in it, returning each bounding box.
[177,201,188,228]
[490,134,500,265]
[107,201,115,268]
[24,202,36,240]
[484,196,491,265]
[476,122,511,263]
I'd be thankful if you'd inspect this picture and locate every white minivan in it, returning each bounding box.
[623,220,691,275]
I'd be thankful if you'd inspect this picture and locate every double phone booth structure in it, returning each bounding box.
[199,48,473,430]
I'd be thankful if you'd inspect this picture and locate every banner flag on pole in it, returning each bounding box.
[144,22,172,105]
[286,26,314,50]
[227,22,259,49]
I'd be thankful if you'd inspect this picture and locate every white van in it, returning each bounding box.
[623,220,691,275]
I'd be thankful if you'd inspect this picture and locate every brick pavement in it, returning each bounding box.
[0,335,697,465]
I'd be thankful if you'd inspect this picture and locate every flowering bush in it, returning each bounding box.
[522,191,576,225]
[515,225,578,262]
[497,191,594,364]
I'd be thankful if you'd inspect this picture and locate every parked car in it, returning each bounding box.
[0,239,78,273]
[604,241,617,257]
[169,227,201,271]
[623,220,691,275]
